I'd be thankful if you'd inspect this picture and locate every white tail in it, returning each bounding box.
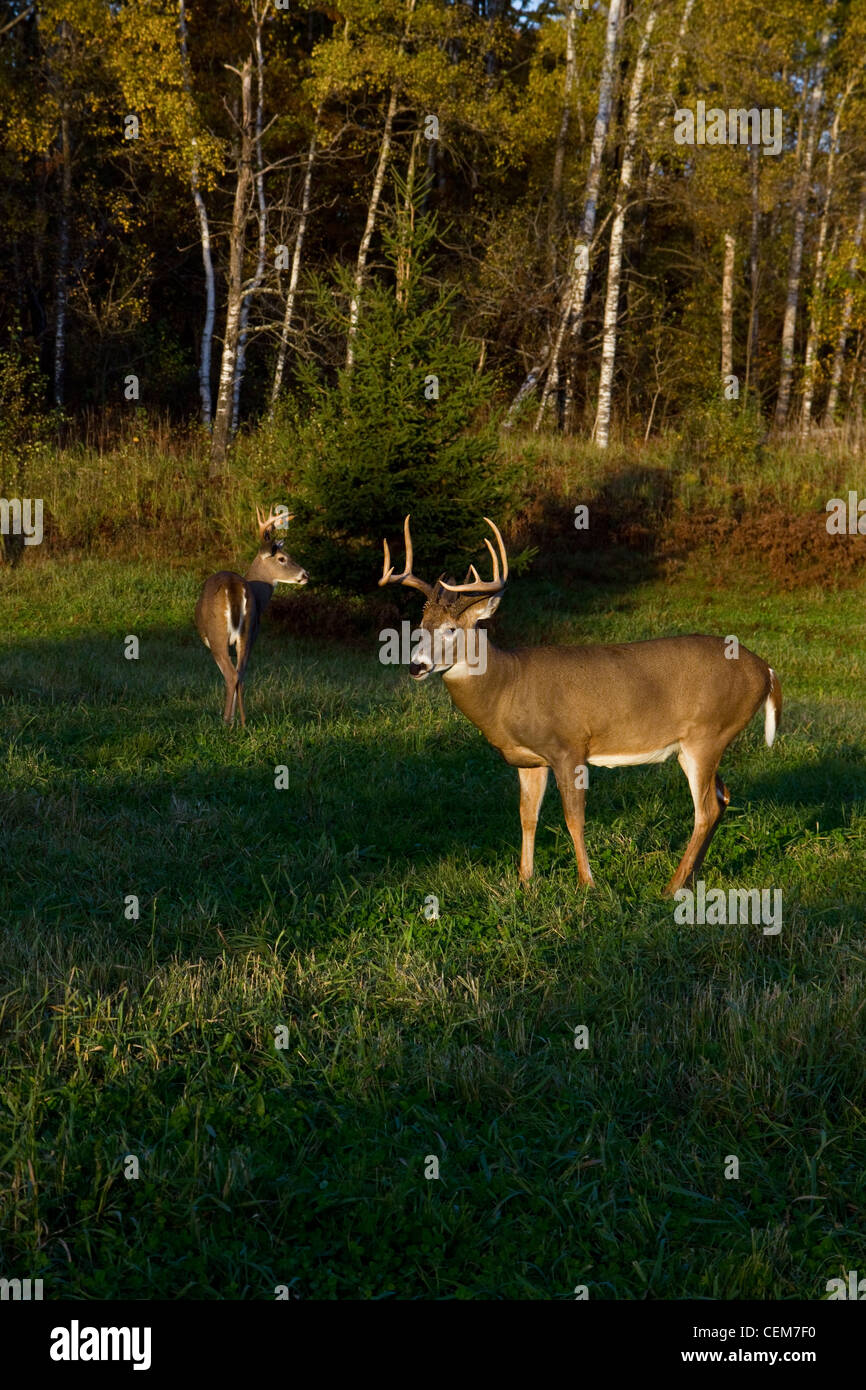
[379,516,782,894]
[764,669,780,746]
[195,507,307,726]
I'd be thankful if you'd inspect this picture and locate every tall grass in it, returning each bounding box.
[2,409,863,565]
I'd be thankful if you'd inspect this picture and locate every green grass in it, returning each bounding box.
[1,553,864,1299]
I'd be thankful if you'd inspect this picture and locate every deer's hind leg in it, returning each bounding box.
[553,757,594,887]
[209,648,239,724]
[665,745,729,895]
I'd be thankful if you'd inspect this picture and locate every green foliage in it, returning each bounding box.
[0,340,57,478]
[677,395,767,476]
[287,195,522,588]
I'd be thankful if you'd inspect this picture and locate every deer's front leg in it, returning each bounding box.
[553,759,594,887]
[518,766,549,881]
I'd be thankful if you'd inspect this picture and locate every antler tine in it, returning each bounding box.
[257,505,291,540]
[439,517,509,595]
[378,514,434,598]
[484,516,509,583]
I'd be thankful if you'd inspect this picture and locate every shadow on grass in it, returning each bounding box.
[2,623,864,961]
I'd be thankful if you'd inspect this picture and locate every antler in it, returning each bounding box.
[378,515,434,598]
[256,505,293,542]
[439,518,509,595]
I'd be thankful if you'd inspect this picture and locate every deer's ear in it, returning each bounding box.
[462,594,501,623]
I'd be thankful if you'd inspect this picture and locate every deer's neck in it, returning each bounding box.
[442,641,516,742]
[244,557,276,616]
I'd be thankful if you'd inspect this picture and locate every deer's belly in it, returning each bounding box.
[588,742,680,768]
[498,745,549,768]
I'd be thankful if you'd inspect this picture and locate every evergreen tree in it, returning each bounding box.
[289,176,520,587]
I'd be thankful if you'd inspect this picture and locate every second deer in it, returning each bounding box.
[195,507,308,726]
[379,516,781,894]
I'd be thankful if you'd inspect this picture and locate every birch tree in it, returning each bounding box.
[548,0,580,250]
[345,0,417,370]
[178,0,215,428]
[232,0,270,435]
[270,116,320,412]
[744,147,760,398]
[773,36,828,429]
[592,6,657,450]
[824,178,866,423]
[210,58,253,472]
[534,0,623,431]
[800,72,858,435]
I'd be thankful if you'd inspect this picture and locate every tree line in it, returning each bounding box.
[1,0,864,470]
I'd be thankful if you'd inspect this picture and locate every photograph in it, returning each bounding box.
[1,0,864,1356]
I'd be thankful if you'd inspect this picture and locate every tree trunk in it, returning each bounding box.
[720,232,735,386]
[548,0,579,256]
[592,8,657,450]
[270,117,319,413]
[53,103,72,408]
[179,0,215,427]
[644,0,695,193]
[210,58,254,474]
[636,0,695,267]
[800,74,854,436]
[533,0,624,432]
[744,146,760,399]
[345,83,398,370]
[824,177,866,424]
[232,1,270,436]
[774,43,827,429]
[395,129,420,309]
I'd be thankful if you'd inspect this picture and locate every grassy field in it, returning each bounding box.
[1,545,864,1299]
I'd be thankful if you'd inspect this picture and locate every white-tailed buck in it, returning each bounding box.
[379,516,781,894]
[196,507,308,726]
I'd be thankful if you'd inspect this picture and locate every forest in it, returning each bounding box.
[2,1,865,470]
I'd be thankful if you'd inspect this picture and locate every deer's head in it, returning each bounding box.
[252,506,308,586]
[379,516,507,679]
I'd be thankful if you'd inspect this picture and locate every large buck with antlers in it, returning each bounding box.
[379,517,781,894]
[195,507,308,726]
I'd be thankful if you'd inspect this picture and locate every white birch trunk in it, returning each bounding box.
[744,146,760,398]
[179,0,215,427]
[210,59,253,473]
[774,46,828,429]
[644,0,695,193]
[800,75,854,436]
[548,1,579,251]
[824,178,866,423]
[592,8,657,449]
[232,1,270,435]
[534,0,624,432]
[345,83,398,371]
[270,118,319,413]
